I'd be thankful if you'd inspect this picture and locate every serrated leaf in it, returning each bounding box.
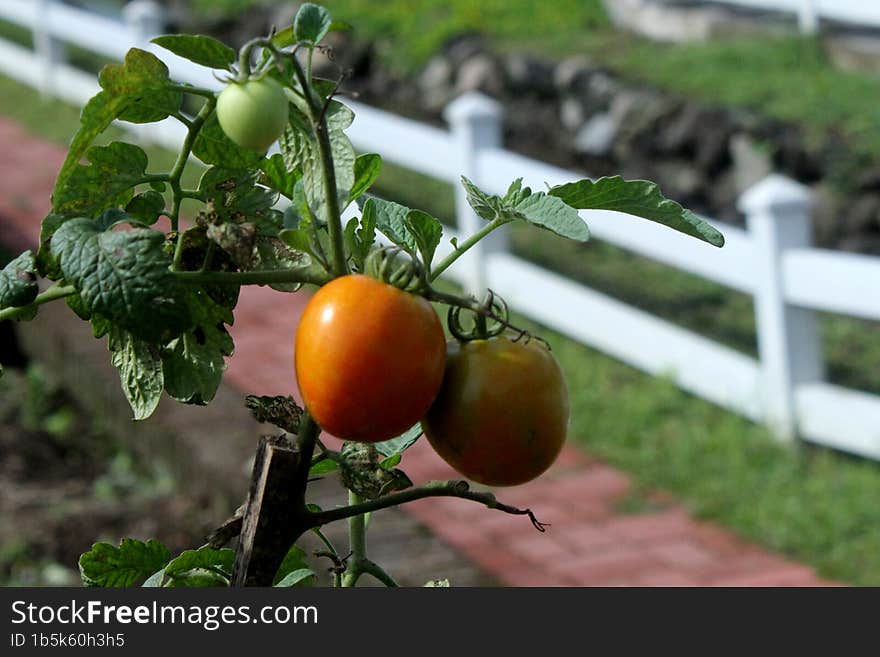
[37,213,65,279]
[294,3,332,44]
[0,251,38,308]
[161,289,234,406]
[126,190,166,224]
[343,212,376,272]
[273,545,311,586]
[151,34,236,70]
[404,210,443,272]
[261,153,301,198]
[54,49,179,200]
[514,191,589,241]
[461,176,502,220]
[193,113,264,171]
[51,219,191,342]
[349,153,382,203]
[362,197,417,254]
[79,538,170,587]
[53,141,149,217]
[161,547,234,587]
[549,176,725,247]
[109,327,164,420]
[374,423,423,458]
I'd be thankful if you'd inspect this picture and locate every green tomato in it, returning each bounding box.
[216,77,290,152]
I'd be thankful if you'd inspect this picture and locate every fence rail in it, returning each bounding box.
[1,0,878,459]
[707,0,880,33]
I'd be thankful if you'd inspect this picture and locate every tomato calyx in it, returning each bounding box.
[364,246,423,291]
[446,289,510,342]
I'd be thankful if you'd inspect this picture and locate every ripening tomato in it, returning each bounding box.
[422,337,569,487]
[216,77,289,152]
[294,274,446,443]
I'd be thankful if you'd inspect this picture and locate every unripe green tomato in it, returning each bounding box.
[216,77,289,152]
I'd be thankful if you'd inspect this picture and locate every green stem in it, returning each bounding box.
[170,97,216,267]
[430,217,508,282]
[341,490,367,587]
[311,527,343,588]
[290,55,348,278]
[0,284,76,322]
[173,268,330,287]
[361,559,399,587]
[168,83,217,100]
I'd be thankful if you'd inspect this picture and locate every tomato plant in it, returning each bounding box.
[295,273,446,443]
[423,336,569,487]
[0,2,724,588]
[217,77,290,152]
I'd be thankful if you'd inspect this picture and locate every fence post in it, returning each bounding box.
[740,174,824,442]
[33,0,67,97]
[798,0,819,35]
[444,92,505,294]
[123,0,165,46]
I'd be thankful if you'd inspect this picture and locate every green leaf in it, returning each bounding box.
[549,176,725,247]
[362,197,417,254]
[261,153,301,198]
[161,547,234,587]
[404,210,443,271]
[343,212,376,272]
[514,190,589,242]
[275,568,316,587]
[53,141,149,217]
[273,545,312,586]
[126,190,167,224]
[294,3,332,44]
[193,113,264,171]
[151,34,236,70]
[162,289,234,405]
[349,153,382,202]
[461,176,502,221]
[0,251,38,308]
[54,49,180,201]
[51,219,191,342]
[374,423,423,458]
[37,213,65,279]
[79,538,170,587]
[109,327,164,420]
[309,458,339,476]
[379,453,402,470]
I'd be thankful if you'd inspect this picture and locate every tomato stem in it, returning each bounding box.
[430,216,508,282]
[341,490,367,587]
[0,283,76,322]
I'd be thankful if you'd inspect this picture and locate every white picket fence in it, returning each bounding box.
[708,0,880,33]
[1,0,879,459]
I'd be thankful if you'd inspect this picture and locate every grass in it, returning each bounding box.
[2,54,880,584]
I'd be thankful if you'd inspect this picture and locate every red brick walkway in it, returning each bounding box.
[0,116,838,586]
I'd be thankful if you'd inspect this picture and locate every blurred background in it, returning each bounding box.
[0,0,878,587]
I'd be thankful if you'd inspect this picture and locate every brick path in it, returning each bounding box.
[0,116,839,586]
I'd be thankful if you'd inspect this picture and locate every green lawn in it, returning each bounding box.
[1,61,880,586]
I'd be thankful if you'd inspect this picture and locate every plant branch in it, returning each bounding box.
[310,480,548,532]
[173,268,330,287]
[430,217,508,282]
[341,490,368,587]
[0,283,76,322]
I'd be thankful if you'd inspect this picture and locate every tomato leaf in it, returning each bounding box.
[125,190,167,225]
[294,3,332,44]
[374,423,423,458]
[193,114,264,171]
[79,538,171,588]
[275,568,316,587]
[379,453,402,470]
[162,289,234,406]
[53,141,149,217]
[52,49,178,206]
[160,547,234,587]
[461,176,588,242]
[404,210,443,272]
[549,176,724,247]
[273,545,313,586]
[37,213,65,279]
[151,34,236,71]
[109,327,164,420]
[51,219,191,343]
[309,458,339,476]
[362,197,417,255]
[343,211,376,272]
[348,153,382,203]
[0,251,38,309]
[261,153,301,198]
